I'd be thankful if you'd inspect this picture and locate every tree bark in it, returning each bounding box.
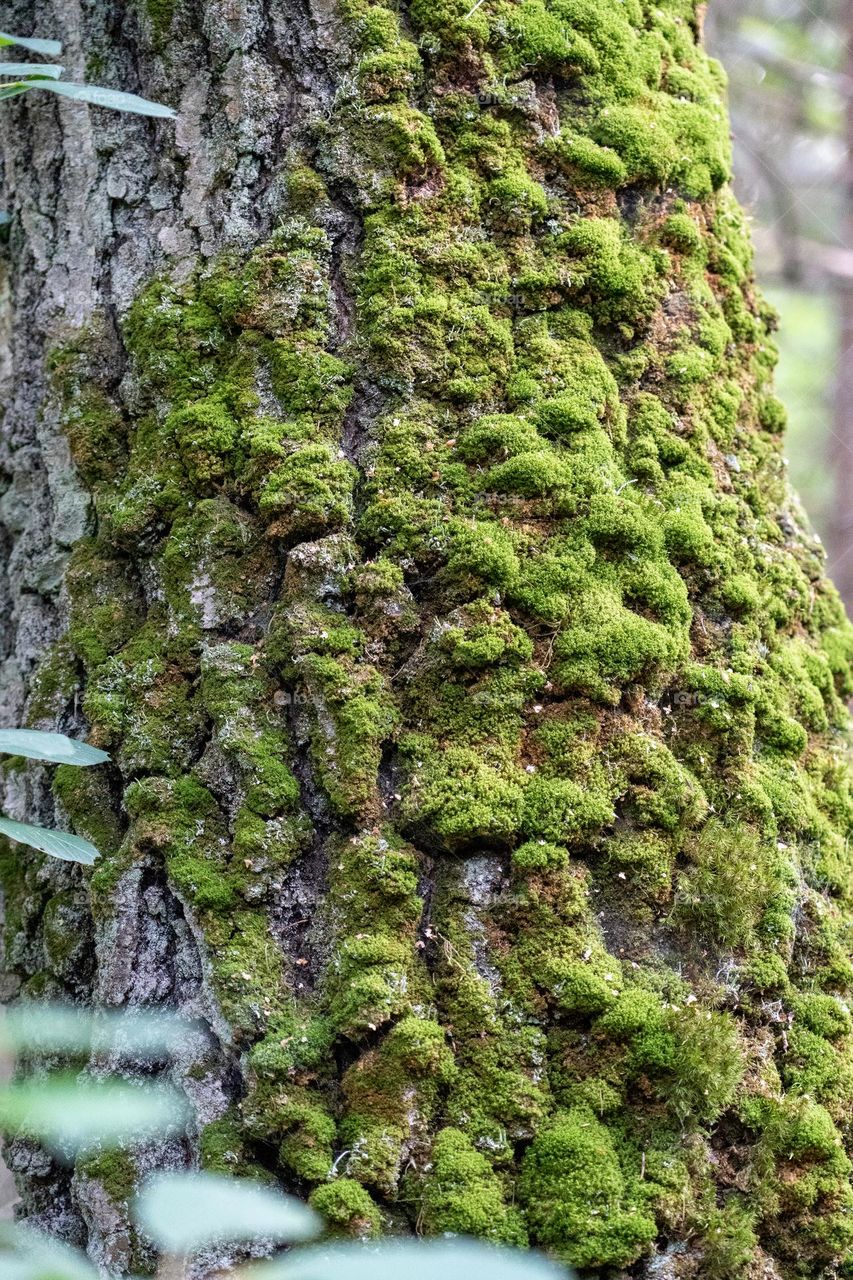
[1,0,853,1276]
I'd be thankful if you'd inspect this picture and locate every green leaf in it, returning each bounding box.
[0,729,109,765]
[0,816,99,864]
[248,1241,572,1280]
[22,79,175,117]
[0,33,63,55]
[135,1172,321,1253]
[0,1077,189,1155]
[0,63,63,79]
[0,1225,98,1280]
[0,1002,196,1058]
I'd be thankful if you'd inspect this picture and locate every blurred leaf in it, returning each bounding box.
[0,729,109,765]
[0,63,63,79]
[247,1240,572,1280]
[0,816,99,864]
[0,1077,188,1154]
[0,212,11,225]
[0,1002,197,1058]
[136,1172,321,1253]
[6,79,176,117]
[0,33,62,55]
[0,1224,97,1280]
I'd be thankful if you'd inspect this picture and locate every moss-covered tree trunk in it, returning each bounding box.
[2,0,853,1274]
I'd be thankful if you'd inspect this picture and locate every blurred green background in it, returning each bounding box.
[766,285,835,536]
[706,0,853,611]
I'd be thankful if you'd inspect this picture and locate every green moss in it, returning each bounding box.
[519,1107,657,1267]
[53,764,123,860]
[488,171,548,231]
[140,0,175,42]
[741,1095,853,1270]
[603,830,675,901]
[66,539,143,667]
[294,654,395,820]
[259,444,356,541]
[447,522,520,590]
[512,841,569,873]
[699,1202,759,1279]
[541,132,628,186]
[199,1111,260,1177]
[417,1129,527,1244]
[593,988,745,1125]
[78,1149,137,1203]
[673,820,796,952]
[553,585,688,703]
[42,889,91,979]
[278,1102,337,1181]
[522,775,614,844]
[40,0,853,1264]
[48,332,128,485]
[399,742,525,847]
[791,992,852,1041]
[340,1017,456,1193]
[25,640,80,722]
[310,1180,382,1239]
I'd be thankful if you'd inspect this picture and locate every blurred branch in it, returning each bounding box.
[750,225,853,282]
[732,32,853,97]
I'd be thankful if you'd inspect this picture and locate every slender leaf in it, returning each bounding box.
[0,1225,97,1280]
[136,1172,321,1253]
[0,1002,197,1058]
[247,1241,572,1280]
[0,33,62,55]
[0,816,99,864]
[0,729,109,766]
[0,1077,189,1154]
[23,79,175,117]
[0,63,64,79]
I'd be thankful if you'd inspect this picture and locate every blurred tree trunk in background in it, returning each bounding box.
[832,19,853,611]
[1,0,853,1276]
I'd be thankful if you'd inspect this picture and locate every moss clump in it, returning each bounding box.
[24,639,80,723]
[77,1149,137,1204]
[277,1101,337,1182]
[741,1095,853,1271]
[310,1180,382,1239]
[519,1106,657,1267]
[417,1129,527,1244]
[673,819,796,953]
[339,1016,456,1194]
[398,742,526,848]
[199,1111,261,1178]
[596,994,744,1125]
[541,132,628,186]
[699,1202,759,1280]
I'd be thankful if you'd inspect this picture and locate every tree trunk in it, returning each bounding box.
[1,0,853,1276]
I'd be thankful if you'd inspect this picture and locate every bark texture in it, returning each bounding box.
[1,0,853,1276]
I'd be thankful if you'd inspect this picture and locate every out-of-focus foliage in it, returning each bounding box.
[0,1004,573,1280]
[0,31,174,116]
[0,729,106,862]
